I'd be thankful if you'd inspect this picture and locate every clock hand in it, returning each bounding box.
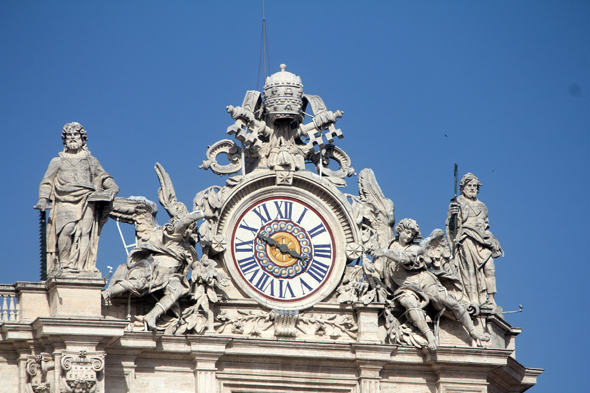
[258,233,309,261]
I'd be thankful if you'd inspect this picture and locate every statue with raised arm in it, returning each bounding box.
[102,163,218,331]
[371,218,490,350]
[34,122,119,275]
[447,173,503,312]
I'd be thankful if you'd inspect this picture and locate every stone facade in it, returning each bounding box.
[0,65,542,392]
[1,284,540,392]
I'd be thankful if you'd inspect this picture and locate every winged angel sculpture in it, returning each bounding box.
[338,169,490,350]
[102,163,228,333]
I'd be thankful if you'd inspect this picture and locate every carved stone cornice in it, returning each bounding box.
[31,318,128,339]
[0,322,34,341]
[488,356,544,393]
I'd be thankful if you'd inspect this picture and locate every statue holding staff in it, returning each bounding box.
[34,122,119,274]
[447,173,503,311]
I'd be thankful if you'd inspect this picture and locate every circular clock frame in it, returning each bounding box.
[217,173,356,310]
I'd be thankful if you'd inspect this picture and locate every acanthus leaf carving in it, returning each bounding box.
[211,308,358,340]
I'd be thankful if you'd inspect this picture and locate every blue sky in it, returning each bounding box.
[1,1,589,391]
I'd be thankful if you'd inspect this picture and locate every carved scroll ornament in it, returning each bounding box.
[61,351,104,393]
[26,353,54,393]
[200,139,242,176]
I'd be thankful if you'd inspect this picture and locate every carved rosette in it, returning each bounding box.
[61,351,104,393]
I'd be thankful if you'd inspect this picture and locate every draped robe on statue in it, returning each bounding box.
[450,195,501,305]
[38,150,118,272]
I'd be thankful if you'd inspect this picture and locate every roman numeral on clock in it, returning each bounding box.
[253,273,274,296]
[252,203,272,224]
[235,238,253,253]
[313,243,332,259]
[296,207,308,224]
[308,223,327,238]
[279,280,295,298]
[306,260,330,282]
[239,221,259,236]
[274,201,293,220]
[237,256,258,274]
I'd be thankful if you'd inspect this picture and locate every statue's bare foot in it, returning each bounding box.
[469,328,490,342]
[426,339,438,351]
[144,313,157,331]
[101,292,111,306]
[425,330,438,351]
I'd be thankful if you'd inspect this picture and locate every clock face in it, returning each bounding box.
[230,196,336,307]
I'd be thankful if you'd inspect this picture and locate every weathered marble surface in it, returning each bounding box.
[103,163,223,332]
[0,284,541,393]
[34,122,119,277]
[447,173,504,314]
[0,67,542,392]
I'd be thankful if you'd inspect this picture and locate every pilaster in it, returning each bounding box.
[353,343,395,393]
[51,343,65,393]
[15,343,32,393]
[106,331,157,393]
[188,336,230,393]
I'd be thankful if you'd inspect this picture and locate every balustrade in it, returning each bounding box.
[0,285,19,322]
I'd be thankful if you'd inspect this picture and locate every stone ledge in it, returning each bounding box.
[32,317,128,338]
[0,322,34,341]
[488,356,544,393]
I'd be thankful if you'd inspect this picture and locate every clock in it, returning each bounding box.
[218,173,355,310]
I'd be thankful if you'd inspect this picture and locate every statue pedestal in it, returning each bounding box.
[353,302,385,343]
[45,276,106,318]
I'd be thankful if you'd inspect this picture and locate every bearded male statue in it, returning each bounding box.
[34,122,119,275]
[447,173,503,312]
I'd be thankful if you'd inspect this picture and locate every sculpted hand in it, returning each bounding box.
[449,202,460,215]
[368,248,385,258]
[34,198,48,211]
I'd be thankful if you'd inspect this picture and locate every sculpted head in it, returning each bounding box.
[61,122,88,152]
[396,218,420,245]
[460,173,481,200]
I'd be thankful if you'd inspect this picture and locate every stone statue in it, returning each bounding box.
[336,168,394,304]
[34,122,119,275]
[102,163,217,331]
[202,64,354,187]
[447,173,503,312]
[371,218,490,350]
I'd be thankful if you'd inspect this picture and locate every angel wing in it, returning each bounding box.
[419,228,445,251]
[357,168,395,249]
[418,228,462,294]
[155,162,189,221]
[109,196,159,243]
